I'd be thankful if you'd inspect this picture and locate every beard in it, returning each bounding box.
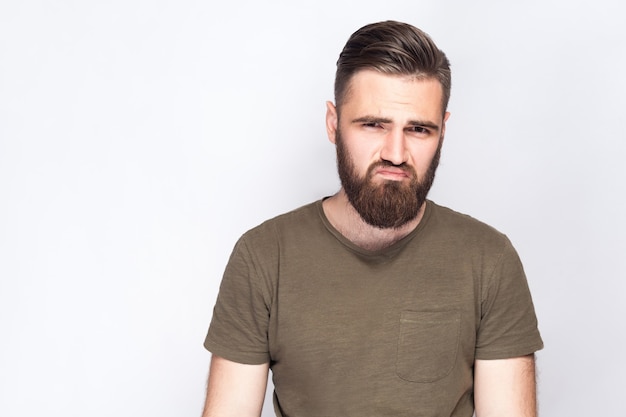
[335,129,441,229]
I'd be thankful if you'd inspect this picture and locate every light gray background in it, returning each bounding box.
[1,0,625,416]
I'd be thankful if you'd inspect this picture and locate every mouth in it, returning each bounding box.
[374,166,411,181]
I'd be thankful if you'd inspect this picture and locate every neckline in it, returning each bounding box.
[315,198,433,260]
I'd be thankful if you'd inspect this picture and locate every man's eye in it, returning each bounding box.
[409,126,429,134]
[363,122,380,128]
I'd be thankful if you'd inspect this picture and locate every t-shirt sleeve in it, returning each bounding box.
[204,235,272,364]
[474,237,544,359]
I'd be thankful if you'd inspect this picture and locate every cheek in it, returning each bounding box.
[410,142,440,168]
[344,139,379,167]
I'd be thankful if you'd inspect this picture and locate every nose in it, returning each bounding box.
[379,129,408,165]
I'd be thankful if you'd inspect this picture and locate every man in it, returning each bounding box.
[201,20,543,417]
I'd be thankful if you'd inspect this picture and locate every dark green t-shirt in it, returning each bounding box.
[205,200,543,417]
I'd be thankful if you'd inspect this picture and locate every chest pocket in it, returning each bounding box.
[396,310,461,383]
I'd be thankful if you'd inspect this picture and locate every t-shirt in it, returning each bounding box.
[205,199,543,417]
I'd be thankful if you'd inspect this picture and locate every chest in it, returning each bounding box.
[267,248,480,362]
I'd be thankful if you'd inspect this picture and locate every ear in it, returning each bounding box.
[440,111,451,142]
[325,101,338,144]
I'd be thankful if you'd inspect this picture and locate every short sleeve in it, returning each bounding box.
[204,236,271,364]
[475,238,543,359]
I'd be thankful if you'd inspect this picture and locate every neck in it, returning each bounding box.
[322,189,426,251]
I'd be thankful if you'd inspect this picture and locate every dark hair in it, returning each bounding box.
[334,21,451,114]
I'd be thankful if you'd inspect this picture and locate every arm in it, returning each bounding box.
[201,354,270,417]
[474,354,537,417]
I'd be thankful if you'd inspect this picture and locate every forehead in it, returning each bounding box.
[340,70,444,119]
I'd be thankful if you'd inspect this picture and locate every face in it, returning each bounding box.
[326,70,450,229]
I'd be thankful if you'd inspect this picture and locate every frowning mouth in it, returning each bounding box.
[373,166,411,181]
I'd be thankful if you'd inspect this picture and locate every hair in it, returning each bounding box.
[334,20,451,115]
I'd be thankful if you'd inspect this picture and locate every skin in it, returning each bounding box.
[201,70,538,417]
[201,355,268,417]
[474,354,538,417]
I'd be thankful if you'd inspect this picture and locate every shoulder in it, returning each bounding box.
[424,201,513,252]
[427,201,505,236]
[227,200,326,279]
[238,200,324,246]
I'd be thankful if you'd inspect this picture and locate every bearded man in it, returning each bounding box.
[201,20,543,417]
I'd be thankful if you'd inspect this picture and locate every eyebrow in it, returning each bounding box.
[351,115,441,131]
